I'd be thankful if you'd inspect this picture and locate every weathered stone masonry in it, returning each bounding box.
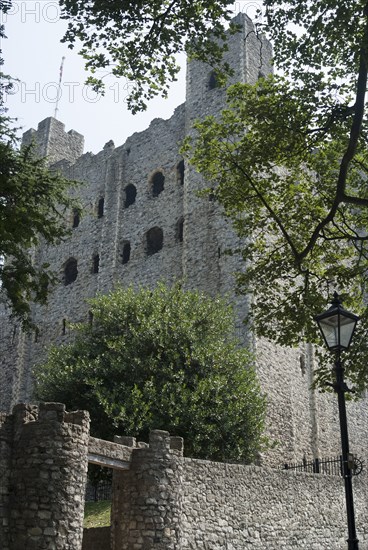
[112,430,368,549]
[0,403,90,550]
[1,405,367,549]
[111,431,184,550]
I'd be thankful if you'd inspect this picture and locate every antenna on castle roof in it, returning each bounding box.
[54,56,65,120]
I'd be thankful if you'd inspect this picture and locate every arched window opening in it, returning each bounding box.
[151,172,165,197]
[258,71,266,80]
[62,318,67,336]
[146,227,163,256]
[72,208,80,228]
[177,160,185,185]
[300,353,306,375]
[97,197,104,218]
[208,70,219,90]
[92,254,100,274]
[176,217,184,243]
[64,258,78,286]
[124,184,137,208]
[121,242,131,265]
[88,311,94,326]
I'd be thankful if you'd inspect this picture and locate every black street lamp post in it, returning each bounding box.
[315,292,360,550]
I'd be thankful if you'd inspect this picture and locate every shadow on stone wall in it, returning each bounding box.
[82,527,110,550]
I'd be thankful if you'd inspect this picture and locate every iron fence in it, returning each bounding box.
[85,480,112,502]
[283,455,343,476]
[282,455,364,477]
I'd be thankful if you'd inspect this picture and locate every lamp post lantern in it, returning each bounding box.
[315,292,360,550]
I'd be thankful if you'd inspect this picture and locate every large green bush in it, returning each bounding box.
[34,283,267,463]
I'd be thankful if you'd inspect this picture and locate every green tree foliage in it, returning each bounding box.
[59,0,237,112]
[183,1,368,391]
[33,283,267,462]
[0,0,78,326]
[0,138,79,325]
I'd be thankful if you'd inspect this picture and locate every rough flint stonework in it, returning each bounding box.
[0,403,90,550]
[0,13,368,470]
[111,430,368,549]
[179,458,368,549]
[112,430,184,550]
[0,410,367,549]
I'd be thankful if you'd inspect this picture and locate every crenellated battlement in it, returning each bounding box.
[0,404,367,549]
[22,117,84,165]
[10,401,90,431]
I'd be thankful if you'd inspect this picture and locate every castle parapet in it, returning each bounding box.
[22,117,84,165]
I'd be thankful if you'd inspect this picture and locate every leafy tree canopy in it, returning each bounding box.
[59,0,238,112]
[183,0,368,391]
[1,0,79,327]
[0,135,79,326]
[33,283,267,462]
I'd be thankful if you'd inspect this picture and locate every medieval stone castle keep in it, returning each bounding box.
[0,13,368,468]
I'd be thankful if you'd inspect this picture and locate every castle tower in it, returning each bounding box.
[22,117,84,165]
[183,13,273,335]
[1,14,368,466]
[0,403,90,550]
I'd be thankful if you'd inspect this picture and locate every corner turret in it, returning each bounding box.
[22,117,84,165]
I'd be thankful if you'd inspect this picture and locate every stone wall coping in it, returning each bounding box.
[88,431,184,467]
[88,436,135,463]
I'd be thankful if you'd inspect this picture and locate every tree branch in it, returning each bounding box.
[144,0,178,45]
[297,5,368,262]
[228,156,300,260]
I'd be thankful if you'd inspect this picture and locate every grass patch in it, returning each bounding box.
[84,501,111,528]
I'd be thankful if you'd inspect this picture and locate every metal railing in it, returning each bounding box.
[85,481,112,502]
[282,455,364,477]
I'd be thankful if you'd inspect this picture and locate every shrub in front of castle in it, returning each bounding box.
[33,282,267,463]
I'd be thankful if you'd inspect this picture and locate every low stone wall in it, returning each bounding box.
[112,430,368,550]
[1,407,367,550]
[181,459,368,549]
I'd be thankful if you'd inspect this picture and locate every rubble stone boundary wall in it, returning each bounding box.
[180,458,368,549]
[1,404,367,550]
[112,431,368,550]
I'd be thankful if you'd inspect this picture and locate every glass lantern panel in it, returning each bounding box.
[339,316,357,349]
[319,314,356,350]
[319,315,339,349]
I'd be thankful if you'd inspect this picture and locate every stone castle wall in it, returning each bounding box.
[1,13,368,468]
[111,431,184,549]
[179,456,368,549]
[1,406,367,549]
[22,117,84,165]
[112,430,368,549]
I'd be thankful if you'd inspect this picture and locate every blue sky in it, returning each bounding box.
[2,1,262,153]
